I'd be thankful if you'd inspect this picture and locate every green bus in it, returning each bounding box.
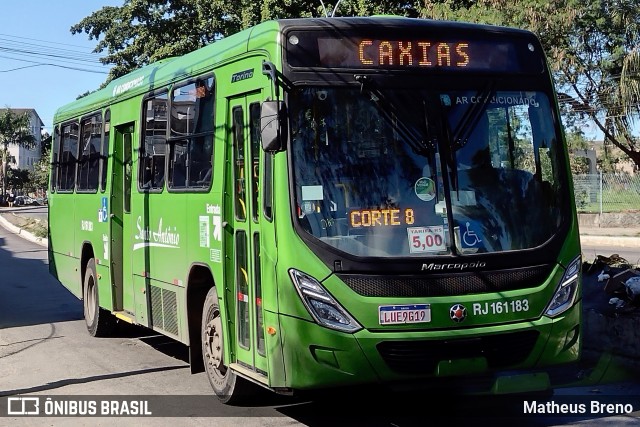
[49,16,582,402]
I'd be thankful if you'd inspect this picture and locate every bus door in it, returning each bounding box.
[111,123,135,319]
[227,92,268,378]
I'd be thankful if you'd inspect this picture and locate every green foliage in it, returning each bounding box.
[71,1,640,168]
[565,130,592,174]
[7,168,31,192]
[421,0,640,170]
[0,108,37,196]
[71,0,424,82]
[31,146,50,192]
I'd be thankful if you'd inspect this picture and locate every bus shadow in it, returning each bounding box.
[0,235,84,329]
[109,321,191,364]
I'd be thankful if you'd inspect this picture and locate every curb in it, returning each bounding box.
[580,235,640,248]
[0,213,48,248]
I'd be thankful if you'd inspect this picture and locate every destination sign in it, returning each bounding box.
[286,30,543,73]
[349,208,415,228]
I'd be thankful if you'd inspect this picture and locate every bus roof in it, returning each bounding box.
[53,16,535,124]
[53,19,282,123]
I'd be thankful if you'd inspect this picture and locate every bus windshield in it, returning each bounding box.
[289,85,566,258]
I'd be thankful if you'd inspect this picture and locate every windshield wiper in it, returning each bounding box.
[451,81,496,150]
[441,81,497,193]
[354,74,434,156]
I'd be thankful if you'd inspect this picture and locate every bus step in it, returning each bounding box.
[113,311,136,324]
[229,362,268,386]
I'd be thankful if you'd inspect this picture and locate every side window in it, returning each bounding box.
[101,109,110,192]
[233,107,246,220]
[58,121,79,191]
[249,102,261,222]
[139,93,168,190]
[77,113,102,192]
[50,126,60,192]
[168,76,215,190]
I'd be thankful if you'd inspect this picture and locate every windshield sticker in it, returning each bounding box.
[302,201,316,215]
[206,204,222,242]
[455,220,484,253]
[454,95,539,107]
[407,225,446,253]
[302,185,323,201]
[414,177,436,201]
[450,190,476,206]
[98,197,108,222]
[199,216,210,248]
[210,249,222,263]
[102,234,109,261]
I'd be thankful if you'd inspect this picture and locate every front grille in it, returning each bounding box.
[377,330,540,374]
[337,265,552,297]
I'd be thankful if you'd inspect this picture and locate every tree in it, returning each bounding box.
[420,0,640,170]
[0,108,36,199]
[71,0,422,82]
[31,132,51,194]
[7,168,32,194]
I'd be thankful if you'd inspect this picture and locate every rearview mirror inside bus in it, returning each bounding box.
[260,101,287,152]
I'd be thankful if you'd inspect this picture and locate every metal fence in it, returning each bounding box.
[573,173,640,213]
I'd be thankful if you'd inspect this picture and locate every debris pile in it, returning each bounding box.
[588,254,640,313]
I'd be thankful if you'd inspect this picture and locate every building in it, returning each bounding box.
[0,108,44,172]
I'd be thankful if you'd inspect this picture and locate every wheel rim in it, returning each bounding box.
[85,276,96,325]
[203,308,226,379]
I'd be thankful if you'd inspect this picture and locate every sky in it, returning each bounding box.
[0,1,122,134]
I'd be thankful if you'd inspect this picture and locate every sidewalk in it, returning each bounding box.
[579,226,640,247]
[0,207,48,247]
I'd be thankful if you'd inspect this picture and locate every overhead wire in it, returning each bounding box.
[0,32,108,74]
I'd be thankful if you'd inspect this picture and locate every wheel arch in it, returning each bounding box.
[80,240,95,299]
[186,262,216,374]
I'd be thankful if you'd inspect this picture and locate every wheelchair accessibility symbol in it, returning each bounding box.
[462,221,482,247]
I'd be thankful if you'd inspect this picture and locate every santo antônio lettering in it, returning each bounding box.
[358,40,470,68]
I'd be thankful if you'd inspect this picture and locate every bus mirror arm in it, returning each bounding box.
[262,61,280,99]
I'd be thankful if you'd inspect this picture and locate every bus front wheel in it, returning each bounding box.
[201,286,252,404]
[83,258,115,337]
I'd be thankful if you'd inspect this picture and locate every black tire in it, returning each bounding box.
[201,286,254,404]
[83,258,115,337]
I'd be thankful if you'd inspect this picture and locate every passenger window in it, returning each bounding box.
[169,76,215,190]
[77,114,102,191]
[101,109,110,192]
[139,93,168,190]
[58,121,79,191]
[50,126,60,192]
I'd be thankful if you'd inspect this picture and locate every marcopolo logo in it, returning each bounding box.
[112,76,145,97]
[421,261,487,271]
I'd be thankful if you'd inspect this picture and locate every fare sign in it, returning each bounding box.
[407,225,446,253]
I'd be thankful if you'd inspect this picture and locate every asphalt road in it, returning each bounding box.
[2,219,640,426]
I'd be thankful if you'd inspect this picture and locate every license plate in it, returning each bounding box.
[379,304,431,325]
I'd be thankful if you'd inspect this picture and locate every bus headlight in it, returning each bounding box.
[289,269,362,333]
[545,255,581,317]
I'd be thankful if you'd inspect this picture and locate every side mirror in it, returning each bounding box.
[260,101,287,152]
